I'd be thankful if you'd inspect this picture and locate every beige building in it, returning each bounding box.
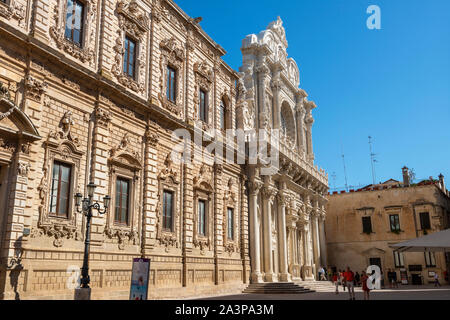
[326,167,450,285]
[0,0,327,299]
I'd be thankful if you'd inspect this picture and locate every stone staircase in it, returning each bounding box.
[296,280,364,293]
[242,282,315,294]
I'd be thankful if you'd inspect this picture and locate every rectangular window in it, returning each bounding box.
[115,178,130,225]
[219,103,225,130]
[394,251,404,268]
[424,252,436,267]
[390,214,401,232]
[50,161,72,218]
[166,66,177,102]
[362,216,372,234]
[199,89,208,122]
[198,199,206,236]
[123,36,137,79]
[64,0,85,46]
[420,212,431,230]
[227,207,234,240]
[162,190,174,231]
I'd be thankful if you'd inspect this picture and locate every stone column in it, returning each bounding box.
[277,192,290,282]
[248,179,263,283]
[311,213,321,277]
[255,59,270,130]
[271,64,282,130]
[295,100,305,153]
[319,214,328,268]
[262,186,276,282]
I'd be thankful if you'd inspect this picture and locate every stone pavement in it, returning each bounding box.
[198,284,450,300]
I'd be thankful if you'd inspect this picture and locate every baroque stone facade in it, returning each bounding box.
[0,0,327,300]
[238,17,328,283]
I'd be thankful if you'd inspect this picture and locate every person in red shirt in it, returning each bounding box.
[361,271,371,300]
[344,266,355,300]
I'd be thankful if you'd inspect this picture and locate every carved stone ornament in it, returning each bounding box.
[0,138,17,153]
[104,226,138,250]
[116,0,150,40]
[158,37,184,117]
[111,0,148,93]
[156,233,178,253]
[158,153,179,183]
[17,161,31,177]
[110,133,141,163]
[95,106,112,127]
[0,0,25,26]
[145,127,159,147]
[49,110,80,147]
[193,164,213,191]
[0,82,11,101]
[31,224,81,247]
[49,0,97,64]
[24,75,47,102]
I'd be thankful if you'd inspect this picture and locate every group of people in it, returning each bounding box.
[331,267,373,300]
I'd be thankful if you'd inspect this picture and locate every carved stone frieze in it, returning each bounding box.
[104,226,138,250]
[49,111,80,147]
[0,0,25,26]
[95,106,112,128]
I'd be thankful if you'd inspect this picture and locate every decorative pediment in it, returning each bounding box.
[160,37,185,61]
[193,164,214,192]
[0,95,41,141]
[362,247,386,256]
[194,61,213,82]
[109,133,142,170]
[116,0,150,40]
[158,153,179,184]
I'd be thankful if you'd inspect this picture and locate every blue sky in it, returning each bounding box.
[175,0,450,190]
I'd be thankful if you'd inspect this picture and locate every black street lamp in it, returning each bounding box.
[75,182,111,291]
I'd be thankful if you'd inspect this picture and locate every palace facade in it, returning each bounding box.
[0,0,328,299]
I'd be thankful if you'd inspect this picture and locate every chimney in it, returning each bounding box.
[402,166,410,187]
[439,173,445,192]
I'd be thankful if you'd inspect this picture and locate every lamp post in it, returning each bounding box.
[74,182,111,299]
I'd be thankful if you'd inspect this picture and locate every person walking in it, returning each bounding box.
[344,266,356,300]
[332,272,339,294]
[392,270,398,288]
[319,266,326,281]
[387,269,393,289]
[434,273,441,287]
[355,271,361,287]
[340,270,347,291]
[361,271,371,300]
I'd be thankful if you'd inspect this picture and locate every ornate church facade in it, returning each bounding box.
[0,0,327,299]
[238,18,329,283]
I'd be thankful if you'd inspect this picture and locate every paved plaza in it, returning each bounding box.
[198,284,450,300]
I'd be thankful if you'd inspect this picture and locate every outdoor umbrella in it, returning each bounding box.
[390,228,450,253]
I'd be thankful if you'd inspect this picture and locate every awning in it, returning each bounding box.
[390,228,450,253]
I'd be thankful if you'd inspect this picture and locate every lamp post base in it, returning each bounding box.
[74,288,91,300]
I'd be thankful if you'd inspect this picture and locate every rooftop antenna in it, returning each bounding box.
[340,144,349,192]
[368,136,377,185]
[331,172,337,190]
